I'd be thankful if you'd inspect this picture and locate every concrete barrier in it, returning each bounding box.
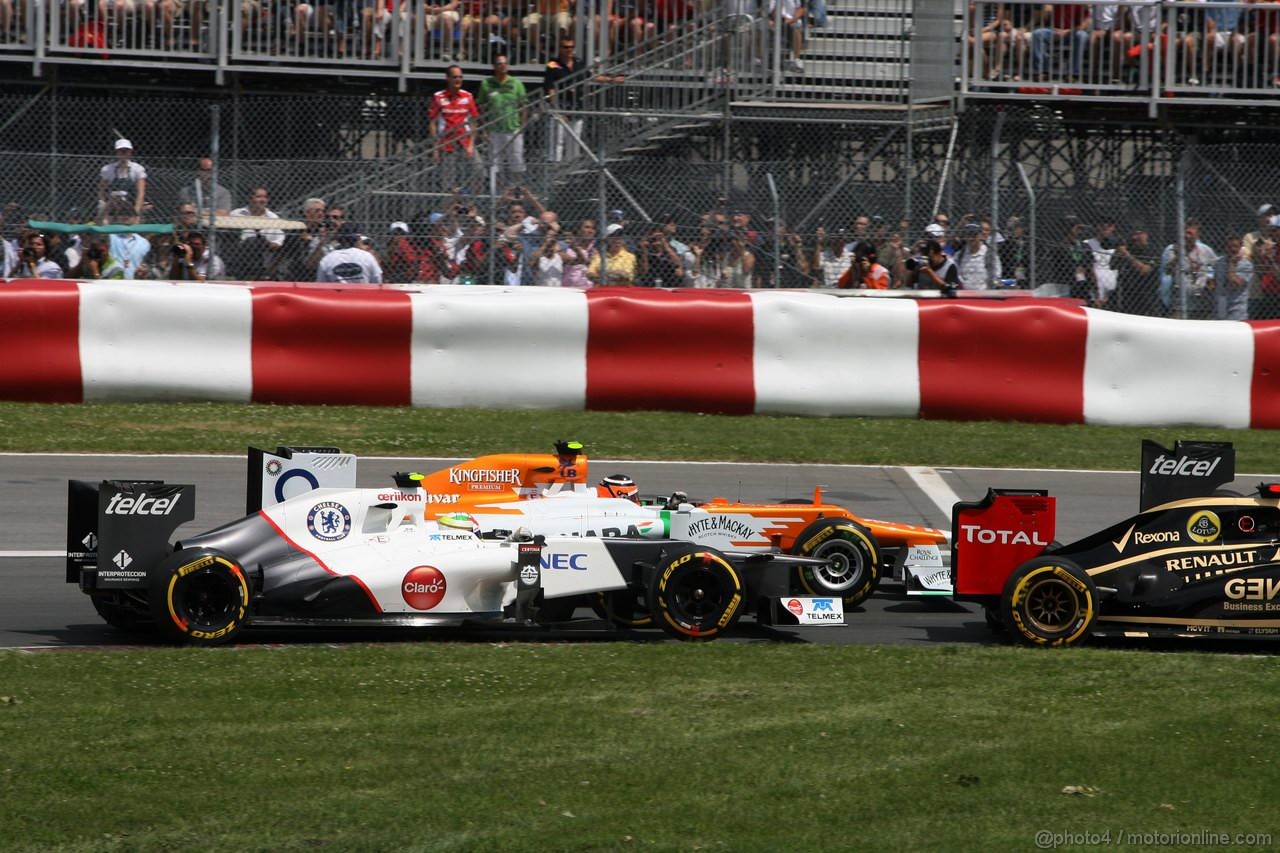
[0,280,1269,428]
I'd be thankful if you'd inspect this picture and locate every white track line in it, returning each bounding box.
[904,466,963,527]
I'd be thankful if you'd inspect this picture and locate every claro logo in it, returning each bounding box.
[402,566,447,610]
[105,492,184,515]
[960,525,1049,546]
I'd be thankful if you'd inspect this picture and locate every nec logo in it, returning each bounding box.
[540,553,588,570]
[105,492,184,515]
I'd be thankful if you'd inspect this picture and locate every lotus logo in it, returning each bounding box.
[1187,511,1221,544]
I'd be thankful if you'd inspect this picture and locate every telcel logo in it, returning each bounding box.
[105,492,183,515]
[1148,453,1223,477]
[960,524,1049,546]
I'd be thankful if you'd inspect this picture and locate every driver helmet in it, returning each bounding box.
[597,473,639,502]
[438,512,480,533]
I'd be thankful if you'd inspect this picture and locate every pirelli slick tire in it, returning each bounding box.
[791,519,880,607]
[149,549,252,646]
[589,588,654,629]
[647,547,744,642]
[1001,557,1097,647]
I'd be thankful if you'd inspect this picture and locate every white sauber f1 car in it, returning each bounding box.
[66,472,843,645]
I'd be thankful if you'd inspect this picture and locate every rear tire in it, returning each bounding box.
[791,519,881,607]
[1001,557,1096,647]
[646,547,744,642]
[149,549,252,646]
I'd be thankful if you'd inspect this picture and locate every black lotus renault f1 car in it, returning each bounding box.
[952,440,1280,645]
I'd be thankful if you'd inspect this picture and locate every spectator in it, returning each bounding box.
[912,239,961,292]
[1109,226,1160,315]
[559,219,597,288]
[72,233,125,280]
[396,212,459,283]
[658,213,688,258]
[969,0,1006,80]
[317,223,383,283]
[176,158,232,220]
[836,241,888,289]
[108,210,153,280]
[424,0,461,60]
[923,221,948,254]
[227,187,285,280]
[636,223,684,287]
[717,230,755,288]
[1086,3,1125,84]
[14,232,65,278]
[169,230,224,281]
[756,219,814,288]
[768,0,806,73]
[880,229,909,287]
[543,38,584,162]
[429,65,481,195]
[1004,0,1038,81]
[1172,0,1210,85]
[137,232,176,280]
[98,139,147,220]
[1086,217,1120,305]
[588,223,637,285]
[531,219,565,285]
[384,221,413,283]
[478,54,528,194]
[1031,2,1090,81]
[451,215,488,285]
[1243,203,1275,263]
[1046,214,1091,299]
[813,225,851,287]
[1160,219,1218,318]
[524,0,571,57]
[997,216,1029,287]
[277,197,330,281]
[953,221,1001,289]
[1214,235,1252,321]
[1243,0,1280,88]
[1253,215,1280,318]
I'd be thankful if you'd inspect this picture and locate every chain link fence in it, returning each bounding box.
[2,87,1277,320]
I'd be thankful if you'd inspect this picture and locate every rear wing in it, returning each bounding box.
[1139,439,1234,511]
[951,489,1055,603]
[66,480,196,589]
[247,445,357,514]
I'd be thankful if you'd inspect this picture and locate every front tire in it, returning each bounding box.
[1001,557,1097,647]
[791,519,881,607]
[647,547,744,642]
[149,550,252,646]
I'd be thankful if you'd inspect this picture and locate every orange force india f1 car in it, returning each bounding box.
[952,439,1280,646]
[245,441,948,612]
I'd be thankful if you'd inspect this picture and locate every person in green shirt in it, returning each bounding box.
[73,233,126,281]
[477,53,528,194]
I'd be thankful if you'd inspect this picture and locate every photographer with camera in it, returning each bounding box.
[904,239,960,294]
[560,219,598,289]
[15,232,67,279]
[636,223,684,287]
[72,234,125,280]
[167,231,224,282]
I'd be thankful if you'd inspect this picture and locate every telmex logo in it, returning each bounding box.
[105,492,183,515]
[448,468,521,485]
[540,553,588,570]
[1148,453,1223,477]
[960,525,1049,546]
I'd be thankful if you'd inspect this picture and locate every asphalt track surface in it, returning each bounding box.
[2,452,1271,650]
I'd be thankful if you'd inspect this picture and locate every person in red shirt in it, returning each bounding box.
[837,242,890,289]
[429,65,481,195]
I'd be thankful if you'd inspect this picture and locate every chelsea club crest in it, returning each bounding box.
[307,501,352,541]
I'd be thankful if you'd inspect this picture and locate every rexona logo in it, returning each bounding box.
[1113,525,1181,552]
[402,566,447,609]
[540,553,588,570]
[448,468,521,486]
[105,492,184,515]
[959,525,1050,546]
[1148,453,1225,477]
[1187,511,1222,544]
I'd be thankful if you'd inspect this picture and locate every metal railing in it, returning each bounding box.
[962,1,1280,112]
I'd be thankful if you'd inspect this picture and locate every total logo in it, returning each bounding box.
[959,524,1049,546]
[1187,511,1221,544]
[402,566,447,609]
[105,492,184,516]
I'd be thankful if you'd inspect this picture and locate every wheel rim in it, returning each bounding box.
[178,571,239,628]
[1022,576,1080,634]
[810,539,867,593]
[666,567,733,623]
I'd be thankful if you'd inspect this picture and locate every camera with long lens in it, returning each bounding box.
[903,256,928,272]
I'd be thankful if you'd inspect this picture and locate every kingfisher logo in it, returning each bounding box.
[402,566,447,609]
[105,492,184,516]
[448,468,521,486]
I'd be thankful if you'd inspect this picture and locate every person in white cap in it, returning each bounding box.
[1243,203,1276,265]
[98,139,147,220]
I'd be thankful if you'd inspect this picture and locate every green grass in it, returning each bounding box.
[2,401,1279,470]
[1,644,1277,852]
